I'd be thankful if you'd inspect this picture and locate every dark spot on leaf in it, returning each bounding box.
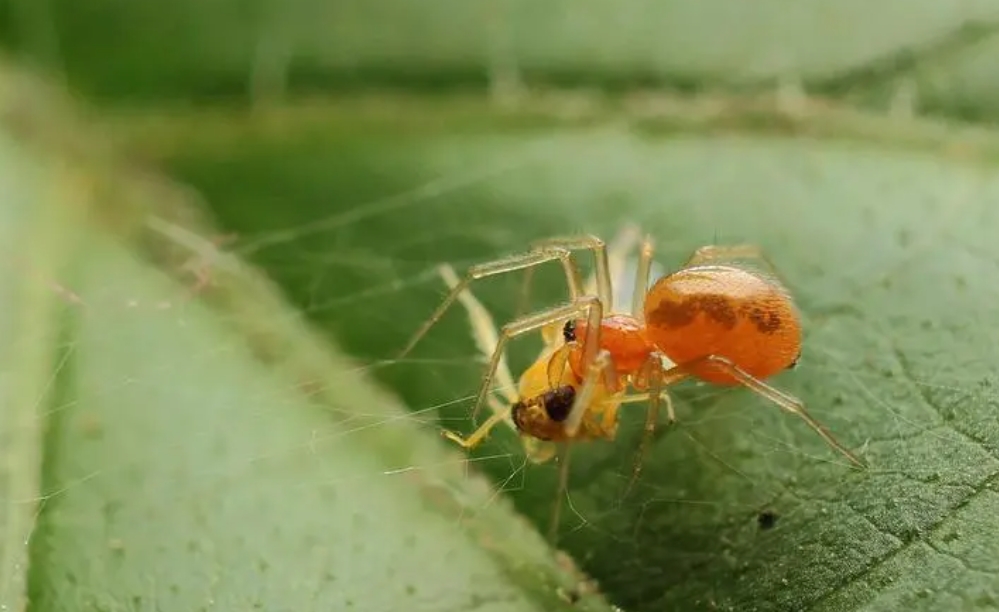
[898,527,922,543]
[757,510,778,530]
[975,593,999,608]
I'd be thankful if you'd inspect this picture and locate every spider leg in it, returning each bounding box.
[547,348,614,545]
[399,247,585,359]
[437,263,518,403]
[514,266,536,321]
[632,235,654,323]
[528,235,614,312]
[548,441,574,543]
[517,228,638,321]
[561,349,614,438]
[534,226,643,342]
[442,405,513,449]
[437,264,568,464]
[471,295,604,424]
[663,355,866,468]
[620,352,675,498]
[598,224,643,300]
[438,264,580,463]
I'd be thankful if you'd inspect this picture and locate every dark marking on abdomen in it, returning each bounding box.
[744,305,783,333]
[648,295,738,329]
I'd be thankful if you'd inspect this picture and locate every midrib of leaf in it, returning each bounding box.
[0,145,87,611]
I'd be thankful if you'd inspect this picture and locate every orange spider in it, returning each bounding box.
[399,230,864,474]
[428,227,663,540]
[430,227,657,463]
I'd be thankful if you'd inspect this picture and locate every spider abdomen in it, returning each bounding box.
[643,265,801,384]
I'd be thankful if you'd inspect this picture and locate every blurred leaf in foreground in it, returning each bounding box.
[130,96,999,611]
[5,0,999,120]
[0,63,607,612]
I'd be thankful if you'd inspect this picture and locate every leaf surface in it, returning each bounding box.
[141,101,999,611]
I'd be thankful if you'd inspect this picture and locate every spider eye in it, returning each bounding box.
[562,320,577,343]
[542,386,576,422]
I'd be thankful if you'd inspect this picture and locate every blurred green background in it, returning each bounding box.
[3,2,999,612]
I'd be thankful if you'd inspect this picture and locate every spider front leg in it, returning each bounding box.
[528,235,613,311]
[437,263,557,462]
[437,264,518,403]
[663,354,866,468]
[441,388,558,462]
[560,349,616,438]
[470,295,605,425]
[398,247,586,359]
[440,261,605,462]
[442,406,515,449]
[515,233,620,320]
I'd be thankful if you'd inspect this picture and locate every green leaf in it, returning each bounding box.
[0,63,610,612]
[131,98,999,611]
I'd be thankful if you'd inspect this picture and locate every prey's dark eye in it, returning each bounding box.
[562,320,577,343]
[542,386,576,422]
[787,350,801,370]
